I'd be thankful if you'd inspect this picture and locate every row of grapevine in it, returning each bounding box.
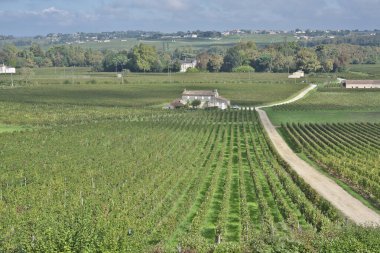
[283,122,380,207]
[0,109,344,252]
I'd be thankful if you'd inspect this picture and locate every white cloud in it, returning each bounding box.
[0,0,380,35]
[40,7,70,17]
[166,0,187,10]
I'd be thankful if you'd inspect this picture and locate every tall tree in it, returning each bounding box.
[207,54,224,72]
[128,44,159,72]
[296,48,321,73]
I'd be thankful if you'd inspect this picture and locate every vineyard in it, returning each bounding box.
[266,88,380,124]
[282,122,380,209]
[271,90,380,112]
[0,109,347,252]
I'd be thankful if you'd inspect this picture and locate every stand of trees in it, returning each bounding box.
[0,41,378,74]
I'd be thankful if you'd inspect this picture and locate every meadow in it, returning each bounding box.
[0,70,379,252]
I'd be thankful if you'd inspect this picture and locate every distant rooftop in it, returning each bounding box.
[344,80,380,84]
[182,89,218,96]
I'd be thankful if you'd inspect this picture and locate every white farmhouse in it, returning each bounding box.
[181,89,230,110]
[180,60,197,72]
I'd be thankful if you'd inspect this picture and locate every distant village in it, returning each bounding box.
[1,29,378,47]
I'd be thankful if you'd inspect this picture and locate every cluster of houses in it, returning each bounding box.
[166,89,231,110]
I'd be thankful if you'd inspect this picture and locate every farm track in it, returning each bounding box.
[256,85,380,226]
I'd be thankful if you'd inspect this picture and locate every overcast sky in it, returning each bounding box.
[0,0,379,36]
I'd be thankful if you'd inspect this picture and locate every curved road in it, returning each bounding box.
[255,84,380,226]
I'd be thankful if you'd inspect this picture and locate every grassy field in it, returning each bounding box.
[0,124,29,133]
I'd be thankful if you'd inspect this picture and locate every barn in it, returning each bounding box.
[343,80,380,89]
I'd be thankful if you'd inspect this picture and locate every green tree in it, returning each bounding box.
[85,49,103,71]
[296,48,321,73]
[207,54,224,72]
[102,51,128,72]
[20,67,35,85]
[191,99,201,108]
[253,54,273,72]
[196,52,210,71]
[1,44,18,66]
[128,44,159,72]
[221,47,243,72]
[29,43,45,58]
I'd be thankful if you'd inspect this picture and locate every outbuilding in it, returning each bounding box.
[343,80,380,89]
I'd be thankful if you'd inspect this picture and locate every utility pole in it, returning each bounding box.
[284,36,290,74]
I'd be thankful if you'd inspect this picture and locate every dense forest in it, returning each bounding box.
[0,41,378,74]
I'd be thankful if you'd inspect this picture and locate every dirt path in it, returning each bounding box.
[256,85,380,226]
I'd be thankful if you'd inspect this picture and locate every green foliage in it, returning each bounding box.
[1,37,378,74]
[296,48,321,73]
[232,65,255,73]
[207,54,224,72]
[191,99,201,107]
[186,67,200,73]
[128,44,159,72]
[283,122,380,207]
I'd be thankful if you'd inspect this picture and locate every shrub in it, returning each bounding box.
[232,65,255,73]
[186,67,200,73]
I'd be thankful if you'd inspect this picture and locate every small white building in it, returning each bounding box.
[0,64,16,74]
[343,80,380,89]
[288,70,304,79]
[180,60,197,72]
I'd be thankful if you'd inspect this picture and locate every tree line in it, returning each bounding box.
[0,41,378,74]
